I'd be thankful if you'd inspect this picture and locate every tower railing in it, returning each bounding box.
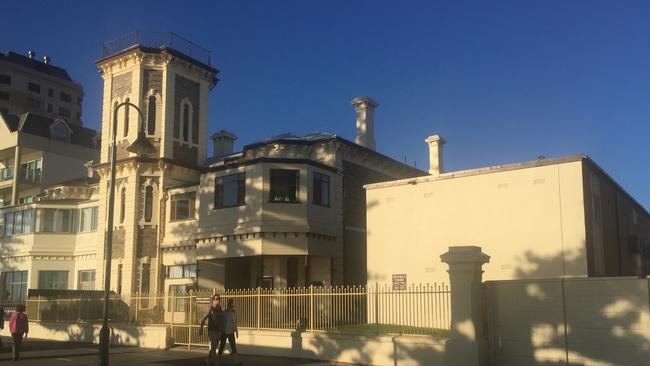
[101,31,211,66]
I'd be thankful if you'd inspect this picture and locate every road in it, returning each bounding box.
[0,338,344,365]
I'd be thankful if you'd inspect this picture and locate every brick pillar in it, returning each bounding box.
[440,246,490,366]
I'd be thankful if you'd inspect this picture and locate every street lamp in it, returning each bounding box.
[99,101,155,366]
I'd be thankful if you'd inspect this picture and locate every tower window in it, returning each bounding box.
[144,186,153,222]
[182,103,190,142]
[120,187,126,224]
[123,98,130,137]
[147,95,156,135]
[59,92,71,103]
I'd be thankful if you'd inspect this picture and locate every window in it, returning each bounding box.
[270,169,300,203]
[79,207,98,232]
[18,196,34,205]
[28,82,40,94]
[59,92,71,103]
[0,91,9,101]
[78,270,95,290]
[40,208,75,233]
[141,263,150,294]
[47,103,53,112]
[59,107,70,117]
[51,122,70,142]
[147,95,156,135]
[117,264,123,295]
[48,88,54,98]
[123,98,130,137]
[182,103,190,142]
[2,209,34,236]
[21,159,42,182]
[39,271,68,289]
[0,166,13,182]
[144,186,153,222]
[168,284,196,312]
[167,264,198,279]
[0,74,11,85]
[2,271,27,304]
[170,192,195,221]
[313,172,330,207]
[215,173,245,208]
[119,187,126,224]
[26,97,41,109]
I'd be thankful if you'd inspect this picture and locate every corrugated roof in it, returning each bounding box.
[0,51,73,81]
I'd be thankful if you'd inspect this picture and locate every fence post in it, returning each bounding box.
[135,292,140,323]
[256,287,261,330]
[37,295,41,322]
[309,284,314,331]
[170,292,175,340]
[188,290,193,350]
[440,246,490,366]
[374,282,379,335]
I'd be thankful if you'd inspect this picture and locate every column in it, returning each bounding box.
[440,246,490,366]
[11,145,21,205]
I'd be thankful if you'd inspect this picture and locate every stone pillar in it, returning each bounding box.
[440,246,490,366]
[11,145,21,206]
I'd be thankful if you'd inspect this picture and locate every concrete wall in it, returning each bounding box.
[486,276,650,366]
[205,329,446,366]
[366,160,588,284]
[0,322,170,349]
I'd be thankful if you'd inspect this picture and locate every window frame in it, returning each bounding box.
[170,192,195,221]
[312,171,331,207]
[38,270,69,290]
[214,172,246,209]
[269,169,300,203]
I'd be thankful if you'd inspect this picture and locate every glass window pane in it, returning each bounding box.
[39,271,68,290]
[168,265,183,279]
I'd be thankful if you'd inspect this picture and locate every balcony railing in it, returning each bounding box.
[101,31,212,66]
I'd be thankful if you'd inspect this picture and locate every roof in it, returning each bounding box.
[365,154,587,190]
[205,131,423,177]
[2,112,97,149]
[0,51,73,81]
[48,175,100,188]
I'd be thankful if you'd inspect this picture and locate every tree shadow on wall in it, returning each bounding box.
[486,247,650,366]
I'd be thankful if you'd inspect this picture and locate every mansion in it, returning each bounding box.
[0,36,422,303]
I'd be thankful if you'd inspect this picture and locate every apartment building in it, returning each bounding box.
[0,50,84,124]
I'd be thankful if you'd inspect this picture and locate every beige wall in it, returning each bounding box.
[486,276,650,366]
[366,160,588,284]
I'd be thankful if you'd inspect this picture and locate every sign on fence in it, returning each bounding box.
[196,297,212,304]
[392,274,407,290]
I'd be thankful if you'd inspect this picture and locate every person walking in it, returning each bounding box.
[9,304,28,361]
[199,294,223,365]
[0,305,5,350]
[218,298,241,364]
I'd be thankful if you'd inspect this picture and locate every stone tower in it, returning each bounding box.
[93,33,218,294]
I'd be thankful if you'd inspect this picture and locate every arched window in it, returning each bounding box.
[119,187,126,224]
[182,103,190,142]
[147,95,156,135]
[144,186,153,222]
[123,98,130,137]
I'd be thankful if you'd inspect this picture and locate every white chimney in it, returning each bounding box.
[211,130,237,157]
[351,96,378,150]
[425,135,446,176]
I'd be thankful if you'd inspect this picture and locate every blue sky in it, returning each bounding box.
[3,1,649,208]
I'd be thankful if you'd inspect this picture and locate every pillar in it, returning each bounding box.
[11,145,21,205]
[440,246,490,366]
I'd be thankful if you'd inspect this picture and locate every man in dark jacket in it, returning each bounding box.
[199,294,223,364]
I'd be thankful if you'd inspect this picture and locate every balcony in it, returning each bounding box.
[101,31,212,66]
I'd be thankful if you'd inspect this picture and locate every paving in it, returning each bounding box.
[0,338,344,365]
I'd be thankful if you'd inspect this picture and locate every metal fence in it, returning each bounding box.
[19,283,450,347]
[101,31,212,66]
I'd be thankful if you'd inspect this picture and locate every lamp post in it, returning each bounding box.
[99,101,155,366]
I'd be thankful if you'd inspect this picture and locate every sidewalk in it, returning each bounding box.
[0,338,343,365]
